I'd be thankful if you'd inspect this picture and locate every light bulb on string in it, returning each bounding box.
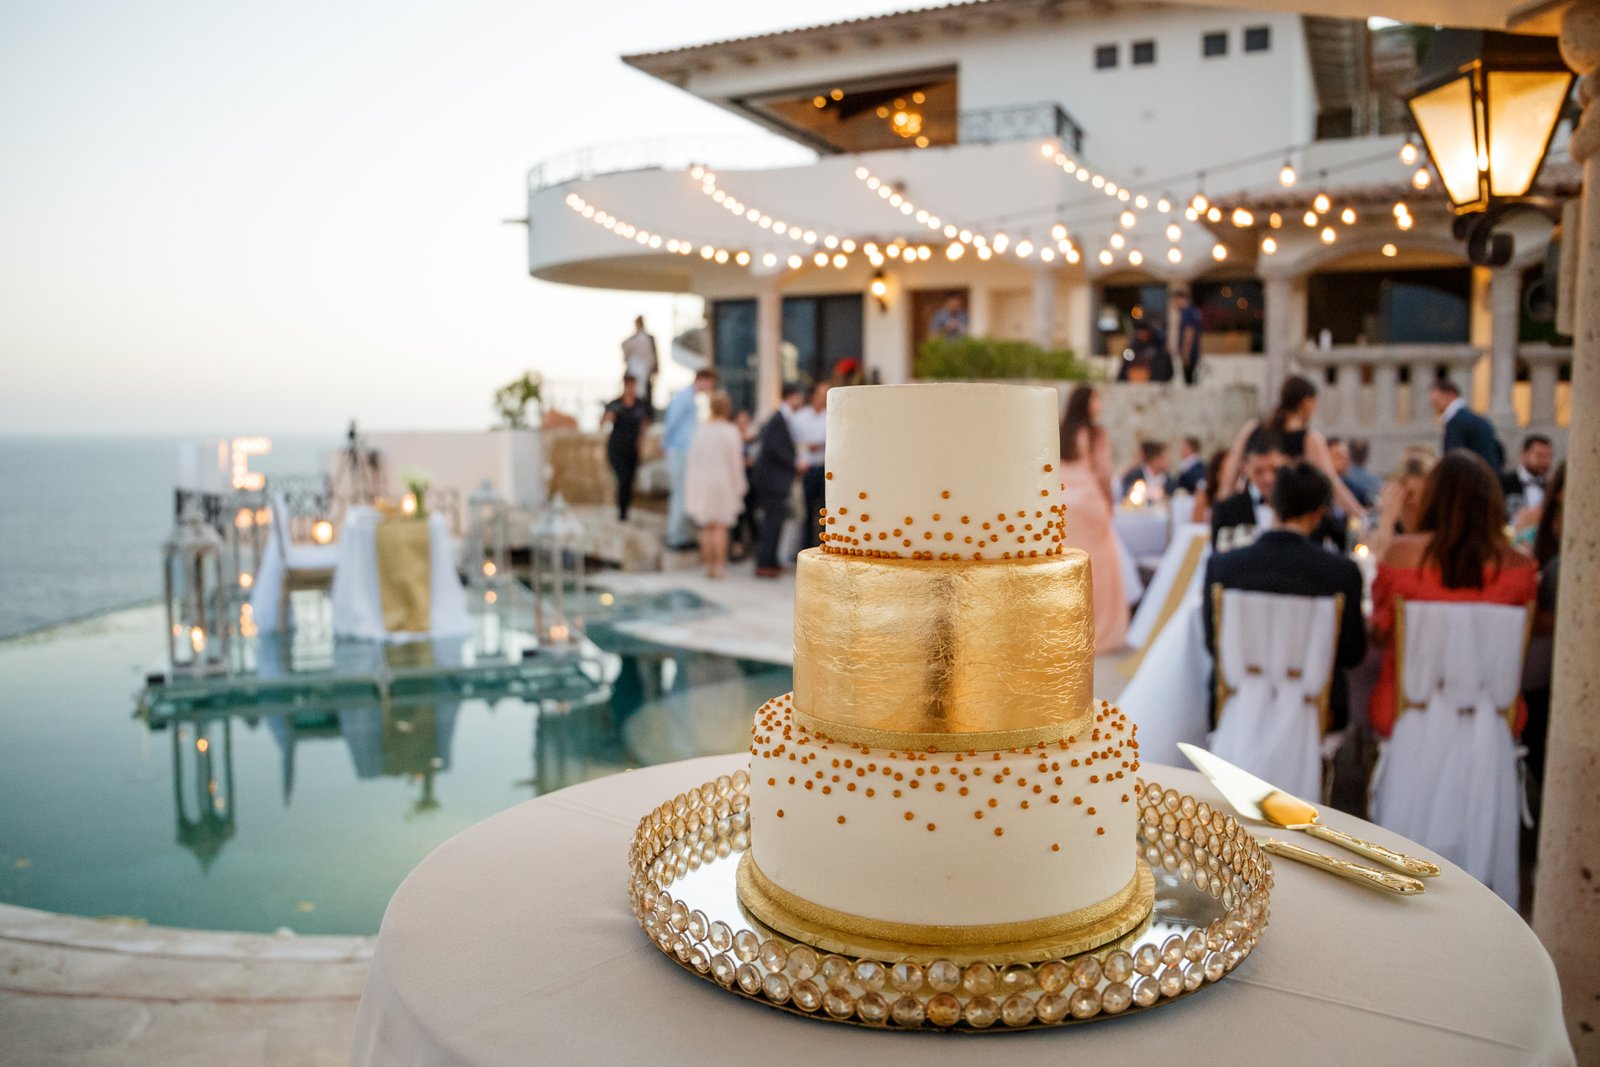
[946,242,964,260]
[1015,239,1034,258]
[1051,223,1068,240]
[1231,208,1254,227]
[1185,207,1200,222]
[1312,192,1331,214]
[1399,141,1418,165]
[1340,207,1357,225]
[1206,206,1222,223]
[1166,223,1182,241]
[1097,249,1114,266]
[1156,197,1172,213]
[1211,243,1228,261]
[1279,161,1297,187]
[1320,226,1336,244]
[1109,232,1126,249]
[1261,236,1278,255]
[1303,210,1318,227]
[1382,243,1398,257]
[1412,167,1431,190]
[1269,212,1283,229]
[1119,210,1136,229]
[1191,192,1209,213]
[1167,247,1183,264]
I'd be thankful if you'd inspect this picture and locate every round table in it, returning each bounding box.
[349,755,1573,1066]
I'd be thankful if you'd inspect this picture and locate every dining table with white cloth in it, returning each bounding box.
[330,507,472,642]
[1113,505,1172,566]
[347,753,1573,1067]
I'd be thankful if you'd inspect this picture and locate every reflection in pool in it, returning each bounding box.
[0,591,789,935]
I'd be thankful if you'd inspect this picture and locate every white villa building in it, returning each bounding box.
[525,0,1573,465]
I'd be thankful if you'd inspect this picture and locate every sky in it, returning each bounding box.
[0,0,911,435]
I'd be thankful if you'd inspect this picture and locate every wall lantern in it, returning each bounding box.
[869,270,889,311]
[1404,29,1572,216]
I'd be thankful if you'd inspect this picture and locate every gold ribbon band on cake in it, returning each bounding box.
[738,853,1154,963]
[792,549,1095,751]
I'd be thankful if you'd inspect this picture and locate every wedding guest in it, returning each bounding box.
[793,381,830,550]
[1189,448,1231,524]
[1058,385,1128,651]
[730,409,758,562]
[684,391,747,580]
[1209,430,1283,549]
[1174,291,1204,385]
[1327,436,1374,509]
[1429,377,1504,470]
[930,295,968,339]
[661,369,718,550]
[1500,432,1554,522]
[1370,447,1437,558]
[1367,451,1538,738]
[621,316,658,405]
[1523,460,1566,797]
[1344,437,1383,503]
[1219,375,1366,519]
[1202,462,1366,730]
[600,376,651,522]
[1175,435,1206,495]
[751,384,806,578]
[1120,441,1176,501]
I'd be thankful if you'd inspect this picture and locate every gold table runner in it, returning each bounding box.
[375,519,432,633]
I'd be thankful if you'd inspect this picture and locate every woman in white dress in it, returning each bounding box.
[684,391,748,579]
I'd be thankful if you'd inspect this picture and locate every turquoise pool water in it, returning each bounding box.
[0,598,789,935]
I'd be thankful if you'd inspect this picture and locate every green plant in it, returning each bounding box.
[916,336,1096,381]
[494,371,544,429]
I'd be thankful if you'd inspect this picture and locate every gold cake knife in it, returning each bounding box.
[1178,744,1441,879]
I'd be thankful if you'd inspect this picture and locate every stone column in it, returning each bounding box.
[1535,5,1600,1056]
[1486,264,1522,434]
[1261,273,1304,403]
[1031,268,1057,350]
[969,283,993,339]
[754,275,783,420]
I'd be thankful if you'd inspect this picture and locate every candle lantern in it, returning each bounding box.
[171,718,236,870]
[164,501,231,676]
[466,480,510,591]
[530,493,588,648]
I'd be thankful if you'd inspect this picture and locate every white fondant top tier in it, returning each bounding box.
[822,384,1062,562]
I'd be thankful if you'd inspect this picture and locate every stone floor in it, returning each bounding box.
[0,555,1136,1064]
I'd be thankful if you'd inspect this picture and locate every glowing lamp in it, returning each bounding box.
[1403,29,1572,214]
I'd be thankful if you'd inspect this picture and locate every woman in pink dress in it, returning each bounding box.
[1058,385,1128,651]
[684,392,748,579]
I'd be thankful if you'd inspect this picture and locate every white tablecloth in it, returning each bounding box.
[1113,507,1171,564]
[330,508,472,641]
[349,755,1572,1066]
[1126,522,1210,651]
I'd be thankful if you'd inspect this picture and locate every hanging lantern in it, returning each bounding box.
[530,493,588,649]
[1403,29,1573,214]
[163,502,231,677]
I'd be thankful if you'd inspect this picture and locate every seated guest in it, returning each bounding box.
[1175,435,1206,495]
[1327,436,1373,509]
[1370,447,1437,558]
[1367,450,1538,737]
[1344,437,1383,503]
[1189,448,1230,525]
[1209,430,1283,548]
[1120,440,1176,501]
[1202,462,1367,730]
[1500,432,1554,523]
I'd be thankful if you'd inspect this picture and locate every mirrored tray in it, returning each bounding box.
[629,771,1274,1031]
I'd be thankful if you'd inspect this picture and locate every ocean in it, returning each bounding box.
[0,436,334,639]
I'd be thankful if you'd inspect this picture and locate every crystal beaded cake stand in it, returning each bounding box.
[628,771,1274,1030]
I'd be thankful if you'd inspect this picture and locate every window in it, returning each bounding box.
[1244,25,1271,52]
[1132,39,1156,65]
[1094,44,1118,69]
[1202,31,1228,57]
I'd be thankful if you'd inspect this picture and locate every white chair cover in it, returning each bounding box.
[1369,601,1528,905]
[250,492,340,633]
[1126,524,1210,650]
[1208,590,1340,803]
[330,511,472,642]
[1118,592,1211,766]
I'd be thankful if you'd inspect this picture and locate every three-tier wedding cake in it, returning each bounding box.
[739,383,1152,960]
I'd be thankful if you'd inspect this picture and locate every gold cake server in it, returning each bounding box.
[1259,840,1426,895]
[1177,744,1441,879]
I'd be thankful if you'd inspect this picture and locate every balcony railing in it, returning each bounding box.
[528,136,818,192]
[959,102,1084,154]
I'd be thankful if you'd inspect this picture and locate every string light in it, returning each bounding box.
[1109,232,1126,249]
[1165,223,1183,241]
[1320,226,1337,244]
[1098,249,1114,266]
[1206,206,1222,223]
[1119,210,1137,228]
[1211,243,1228,261]
[565,193,731,262]
[1269,212,1283,228]
[1127,249,1143,265]
[1014,239,1034,258]
[1303,210,1319,227]
[1312,192,1331,214]
[1412,167,1432,190]
[1279,161,1297,187]
[1340,207,1357,225]
[1167,247,1183,264]
[1261,236,1278,254]
[1230,208,1254,227]
[1382,243,1398,257]
[1399,141,1419,165]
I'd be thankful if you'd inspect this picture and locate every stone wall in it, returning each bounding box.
[1031,380,1263,470]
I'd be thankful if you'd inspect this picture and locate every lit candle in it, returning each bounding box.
[548,624,570,643]
[189,627,206,653]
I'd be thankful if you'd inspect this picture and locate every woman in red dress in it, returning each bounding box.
[1367,450,1538,736]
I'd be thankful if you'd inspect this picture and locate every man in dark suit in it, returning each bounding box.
[1429,377,1504,470]
[1203,462,1367,731]
[750,384,806,577]
[1498,433,1554,517]
[1175,435,1206,495]
[1209,430,1284,549]
[1119,440,1176,501]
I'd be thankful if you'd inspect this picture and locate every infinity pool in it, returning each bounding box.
[0,595,789,935]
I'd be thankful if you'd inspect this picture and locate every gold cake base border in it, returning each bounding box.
[737,853,1155,966]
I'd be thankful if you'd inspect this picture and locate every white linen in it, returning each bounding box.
[1114,528,1144,605]
[1209,590,1339,803]
[1126,523,1209,650]
[1369,601,1529,905]
[329,509,472,642]
[348,754,1572,1067]
[1119,595,1211,767]
[1112,507,1168,562]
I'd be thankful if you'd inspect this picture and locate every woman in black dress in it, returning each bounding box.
[1218,375,1366,519]
[601,376,652,521]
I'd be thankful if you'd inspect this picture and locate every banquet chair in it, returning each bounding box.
[270,491,339,632]
[1208,588,1341,803]
[1369,600,1530,905]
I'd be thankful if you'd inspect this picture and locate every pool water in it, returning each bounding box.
[0,597,790,935]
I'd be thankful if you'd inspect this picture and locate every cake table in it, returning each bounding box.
[348,754,1573,1066]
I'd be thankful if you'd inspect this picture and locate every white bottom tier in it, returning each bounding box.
[747,694,1142,929]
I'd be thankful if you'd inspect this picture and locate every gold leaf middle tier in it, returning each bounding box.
[793,548,1095,751]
